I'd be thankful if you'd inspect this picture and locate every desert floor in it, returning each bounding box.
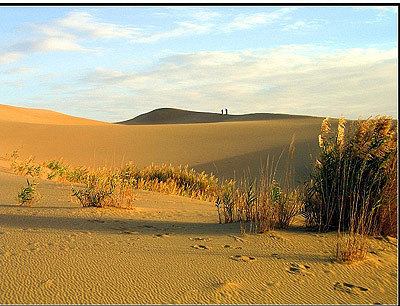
[0,105,397,304]
[0,169,397,304]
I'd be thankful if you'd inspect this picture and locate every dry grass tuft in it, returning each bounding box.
[335,232,368,264]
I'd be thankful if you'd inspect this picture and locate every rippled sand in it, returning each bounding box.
[0,170,397,304]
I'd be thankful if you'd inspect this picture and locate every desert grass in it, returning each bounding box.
[9,145,302,230]
[17,179,40,206]
[71,174,135,209]
[9,154,224,208]
[217,141,303,234]
[304,115,397,262]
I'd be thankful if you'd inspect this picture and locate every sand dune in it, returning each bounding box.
[0,105,330,183]
[0,170,397,304]
[117,107,319,125]
[0,105,396,304]
[0,104,107,126]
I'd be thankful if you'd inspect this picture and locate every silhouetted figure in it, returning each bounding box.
[225,108,228,115]
[221,109,224,115]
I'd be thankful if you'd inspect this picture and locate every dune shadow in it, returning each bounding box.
[191,139,319,184]
[0,212,242,236]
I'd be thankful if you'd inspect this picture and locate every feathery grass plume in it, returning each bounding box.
[337,116,346,151]
[319,117,331,148]
[17,179,40,206]
[304,115,397,261]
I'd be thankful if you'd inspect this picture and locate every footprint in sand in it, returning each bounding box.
[40,279,54,288]
[230,255,256,262]
[190,237,212,242]
[333,282,368,295]
[222,245,243,250]
[265,280,281,287]
[286,263,313,276]
[87,219,105,223]
[192,244,210,250]
[323,269,336,275]
[154,233,173,238]
[120,229,139,235]
[228,235,247,243]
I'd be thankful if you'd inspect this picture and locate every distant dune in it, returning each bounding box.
[0,104,334,183]
[0,104,107,126]
[117,108,320,125]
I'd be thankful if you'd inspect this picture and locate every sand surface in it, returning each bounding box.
[0,169,397,304]
[0,105,328,183]
[0,105,397,304]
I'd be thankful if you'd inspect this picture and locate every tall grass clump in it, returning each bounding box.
[304,116,397,262]
[217,141,302,234]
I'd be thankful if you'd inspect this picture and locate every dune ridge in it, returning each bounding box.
[117,108,321,125]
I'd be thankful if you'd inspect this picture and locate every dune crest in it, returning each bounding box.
[0,104,107,126]
[117,108,319,125]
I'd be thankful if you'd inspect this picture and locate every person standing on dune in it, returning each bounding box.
[225,108,228,115]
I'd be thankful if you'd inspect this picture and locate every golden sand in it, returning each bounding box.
[0,105,397,304]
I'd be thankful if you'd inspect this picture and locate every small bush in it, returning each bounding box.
[17,179,40,206]
[71,174,134,209]
[335,232,368,263]
[12,156,43,178]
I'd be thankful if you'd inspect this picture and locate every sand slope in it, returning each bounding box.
[0,170,397,304]
[0,104,107,126]
[117,108,319,125]
[0,105,329,183]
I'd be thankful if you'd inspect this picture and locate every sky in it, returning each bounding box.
[0,5,397,122]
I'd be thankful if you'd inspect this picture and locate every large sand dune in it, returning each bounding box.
[0,105,329,183]
[118,108,319,125]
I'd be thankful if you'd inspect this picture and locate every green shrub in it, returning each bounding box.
[17,179,40,206]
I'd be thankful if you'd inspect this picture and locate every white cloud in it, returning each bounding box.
[1,66,38,75]
[191,11,222,22]
[282,20,323,31]
[0,11,141,64]
[0,51,24,64]
[55,11,141,39]
[353,6,398,23]
[133,21,213,43]
[41,46,397,122]
[353,6,397,13]
[227,8,296,30]
[12,37,90,53]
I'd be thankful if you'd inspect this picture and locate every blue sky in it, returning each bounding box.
[0,6,397,122]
